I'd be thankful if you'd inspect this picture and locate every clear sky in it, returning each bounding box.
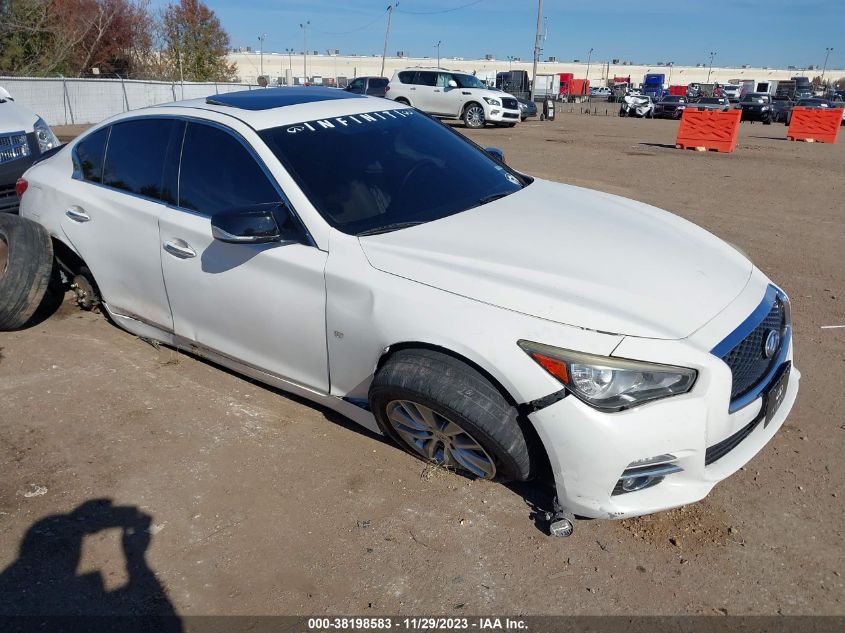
[186,0,842,71]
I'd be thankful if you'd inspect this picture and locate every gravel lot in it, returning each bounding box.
[1,112,843,616]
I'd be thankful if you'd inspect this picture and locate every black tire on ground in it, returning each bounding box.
[394,97,410,105]
[369,348,534,482]
[0,214,54,331]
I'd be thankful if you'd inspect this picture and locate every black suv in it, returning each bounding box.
[738,93,774,124]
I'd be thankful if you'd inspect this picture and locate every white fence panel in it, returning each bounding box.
[0,77,253,126]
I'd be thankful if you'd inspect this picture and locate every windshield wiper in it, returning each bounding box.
[477,191,514,206]
[357,221,424,236]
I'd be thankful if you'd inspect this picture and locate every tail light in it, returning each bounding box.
[385,85,390,92]
[15,178,28,198]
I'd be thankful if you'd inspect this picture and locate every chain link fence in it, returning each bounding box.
[0,77,255,126]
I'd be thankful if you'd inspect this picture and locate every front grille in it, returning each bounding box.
[502,97,518,110]
[502,112,519,119]
[721,297,786,401]
[0,131,31,165]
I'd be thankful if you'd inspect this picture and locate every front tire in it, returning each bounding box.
[370,349,534,482]
[0,215,54,330]
[462,103,486,129]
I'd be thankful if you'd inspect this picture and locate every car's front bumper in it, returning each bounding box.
[530,359,798,519]
[486,107,521,123]
[526,280,799,520]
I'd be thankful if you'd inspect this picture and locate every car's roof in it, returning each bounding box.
[147,87,410,131]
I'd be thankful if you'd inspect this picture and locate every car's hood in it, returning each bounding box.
[0,99,39,132]
[359,179,753,339]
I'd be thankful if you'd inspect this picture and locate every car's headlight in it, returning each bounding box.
[34,117,59,154]
[518,340,697,412]
[483,97,501,106]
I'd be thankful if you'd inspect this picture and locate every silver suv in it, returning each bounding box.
[386,68,521,129]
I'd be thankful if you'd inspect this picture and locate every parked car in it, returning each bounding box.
[589,86,611,99]
[619,94,655,118]
[692,97,731,112]
[722,84,741,102]
[387,68,520,128]
[0,86,60,213]
[343,76,389,98]
[653,95,688,119]
[516,96,537,121]
[738,93,774,124]
[784,98,833,125]
[4,87,799,534]
[770,99,793,123]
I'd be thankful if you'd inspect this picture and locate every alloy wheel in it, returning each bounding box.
[465,105,485,128]
[386,399,496,479]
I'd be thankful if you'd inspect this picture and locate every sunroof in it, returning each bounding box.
[206,87,365,110]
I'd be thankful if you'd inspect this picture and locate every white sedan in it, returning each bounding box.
[3,87,799,534]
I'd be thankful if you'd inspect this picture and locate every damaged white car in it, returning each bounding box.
[3,88,798,535]
[619,93,656,118]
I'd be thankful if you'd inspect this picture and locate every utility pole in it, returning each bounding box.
[584,47,594,95]
[258,33,267,78]
[530,0,542,101]
[707,51,716,83]
[300,21,310,82]
[285,48,294,71]
[821,47,833,86]
[381,2,398,78]
[435,40,442,68]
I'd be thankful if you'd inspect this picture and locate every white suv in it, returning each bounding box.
[386,68,521,128]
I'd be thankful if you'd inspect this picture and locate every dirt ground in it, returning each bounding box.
[1,112,843,617]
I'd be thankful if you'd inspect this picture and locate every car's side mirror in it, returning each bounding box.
[448,79,458,88]
[484,147,505,163]
[211,203,288,244]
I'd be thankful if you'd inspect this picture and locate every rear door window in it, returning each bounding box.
[102,119,180,201]
[178,122,280,216]
[415,72,437,86]
[398,71,416,84]
[74,127,109,183]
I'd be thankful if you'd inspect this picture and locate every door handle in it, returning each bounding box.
[434,89,441,92]
[163,239,196,259]
[65,206,90,223]
[410,87,416,90]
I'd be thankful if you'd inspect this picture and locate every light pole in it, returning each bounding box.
[300,21,310,82]
[381,2,398,78]
[435,40,442,67]
[584,47,594,95]
[285,48,294,71]
[507,55,516,71]
[821,47,833,86]
[707,51,716,83]
[531,0,543,101]
[258,33,267,78]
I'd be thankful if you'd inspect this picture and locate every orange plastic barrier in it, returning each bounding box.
[787,107,844,144]
[675,109,741,153]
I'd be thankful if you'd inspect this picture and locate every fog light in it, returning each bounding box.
[613,454,683,496]
[621,475,657,492]
[491,109,500,115]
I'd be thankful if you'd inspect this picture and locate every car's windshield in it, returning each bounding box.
[742,94,768,103]
[452,73,487,89]
[259,108,527,236]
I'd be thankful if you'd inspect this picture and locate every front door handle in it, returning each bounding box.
[65,206,90,223]
[163,239,196,259]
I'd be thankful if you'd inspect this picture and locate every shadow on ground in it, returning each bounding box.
[0,498,181,631]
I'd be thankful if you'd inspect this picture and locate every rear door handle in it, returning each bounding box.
[163,239,196,259]
[65,206,90,223]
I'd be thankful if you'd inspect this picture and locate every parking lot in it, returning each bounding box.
[1,112,843,616]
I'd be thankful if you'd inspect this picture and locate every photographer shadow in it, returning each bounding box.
[0,498,181,631]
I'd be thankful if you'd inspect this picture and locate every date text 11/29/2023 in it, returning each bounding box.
[307,617,528,630]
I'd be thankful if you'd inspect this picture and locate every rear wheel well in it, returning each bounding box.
[52,237,87,278]
[374,342,552,480]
